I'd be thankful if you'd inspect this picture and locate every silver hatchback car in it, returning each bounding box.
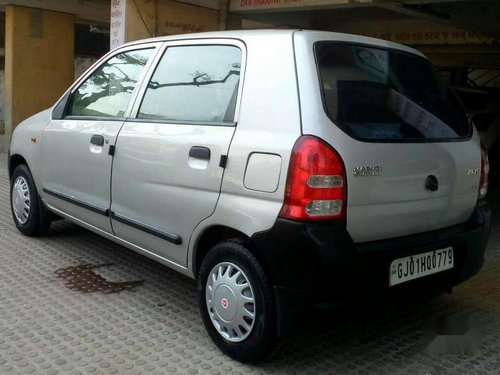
[9,30,491,361]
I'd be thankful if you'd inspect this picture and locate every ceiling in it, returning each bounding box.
[235,0,500,69]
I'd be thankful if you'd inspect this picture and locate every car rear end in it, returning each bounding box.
[251,31,491,333]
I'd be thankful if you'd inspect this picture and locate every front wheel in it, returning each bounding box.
[198,240,277,362]
[10,164,51,236]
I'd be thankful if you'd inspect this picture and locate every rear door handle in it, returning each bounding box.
[90,135,104,146]
[189,146,211,160]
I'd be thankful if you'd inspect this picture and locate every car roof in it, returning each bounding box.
[120,29,425,58]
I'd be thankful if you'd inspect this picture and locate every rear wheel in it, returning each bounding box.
[198,240,277,362]
[10,164,51,236]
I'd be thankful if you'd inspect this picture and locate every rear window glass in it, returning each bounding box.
[315,43,471,141]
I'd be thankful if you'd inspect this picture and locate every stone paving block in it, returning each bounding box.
[1,152,500,374]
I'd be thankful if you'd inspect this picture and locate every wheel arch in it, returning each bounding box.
[9,154,29,179]
[193,225,273,284]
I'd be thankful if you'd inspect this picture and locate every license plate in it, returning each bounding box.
[389,247,454,287]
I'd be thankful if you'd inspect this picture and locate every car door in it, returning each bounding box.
[110,40,244,266]
[40,45,159,232]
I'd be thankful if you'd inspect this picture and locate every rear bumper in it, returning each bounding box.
[251,201,491,336]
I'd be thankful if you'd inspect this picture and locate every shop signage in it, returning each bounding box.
[230,0,373,12]
[356,28,494,45]
[110,0,127,49]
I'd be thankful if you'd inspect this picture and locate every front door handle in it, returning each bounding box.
[189,146,211,160]
[90,135,105,147]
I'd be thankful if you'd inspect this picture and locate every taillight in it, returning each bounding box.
[479,144,489,199]
[280,135,346,221]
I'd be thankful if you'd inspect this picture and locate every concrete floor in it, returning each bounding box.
[0,152,499,374]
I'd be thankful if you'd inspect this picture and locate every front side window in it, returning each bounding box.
[315,43,471,141]
[138,45,241,124]
[67,48,153,118]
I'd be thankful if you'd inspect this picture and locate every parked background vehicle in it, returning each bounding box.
[8,30,491,362]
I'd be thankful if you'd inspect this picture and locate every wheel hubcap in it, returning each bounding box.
[206,262,256,342]
[12,176,30,225]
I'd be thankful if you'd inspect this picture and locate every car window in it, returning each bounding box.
[67,48,153,118]
[315,43,471,141]
[138,45,241,124]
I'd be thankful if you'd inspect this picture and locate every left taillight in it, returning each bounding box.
[479,144,489,200]
[279,135,346,221]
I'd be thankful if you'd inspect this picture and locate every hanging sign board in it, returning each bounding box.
[110,0,127,50]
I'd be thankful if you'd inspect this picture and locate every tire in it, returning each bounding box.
[10,164,51,236]
[198,240,277,362]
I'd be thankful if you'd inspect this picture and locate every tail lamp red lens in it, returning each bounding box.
[479,144,489,200]
[280,136,346,221]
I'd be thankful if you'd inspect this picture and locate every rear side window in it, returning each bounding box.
[315,43,471,141]
[68,49,153,118]
[138,45,241,124]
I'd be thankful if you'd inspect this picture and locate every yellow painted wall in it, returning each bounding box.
[227,14,243,30]
[5,5,74,139]
[125,0,155,41]
[156,0,219,35]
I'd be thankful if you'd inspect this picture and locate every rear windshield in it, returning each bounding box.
[315,42,471,141]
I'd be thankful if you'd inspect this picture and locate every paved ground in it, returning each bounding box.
[1,152,499,375]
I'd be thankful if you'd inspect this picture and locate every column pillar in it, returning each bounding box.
[4,5,74,147]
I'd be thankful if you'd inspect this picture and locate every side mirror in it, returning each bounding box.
[52,91,71,120]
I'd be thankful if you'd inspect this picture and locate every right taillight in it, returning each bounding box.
[279,135,346,221]
[479,144,489,199]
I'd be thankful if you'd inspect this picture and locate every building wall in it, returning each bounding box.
[0,54,97,137]
[4,6,74,139]
[110,0,221,49]
[0,70,4,135]
[74,55,99,81]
